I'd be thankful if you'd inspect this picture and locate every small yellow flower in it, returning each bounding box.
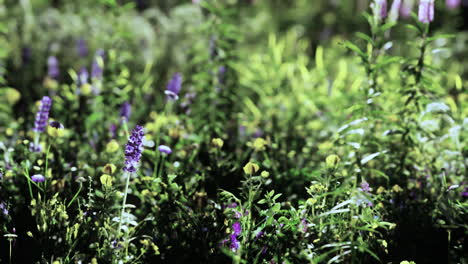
[392,184,403,193]
[6,128,14,136]
[4,88,21,105]
[106,140,119,153]
[100,174,113,187]
[260,171,270,178]
[80,83,92,95]
[252,138,267,151]
[103,163,117,175]
[243,162,259,175]
[376,186,386,194]
[211,138,224,148]
[325,154,340,168]
[43,77,58,90]
[47,125,65,138]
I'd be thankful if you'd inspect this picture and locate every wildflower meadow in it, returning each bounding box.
[0,0,467,263]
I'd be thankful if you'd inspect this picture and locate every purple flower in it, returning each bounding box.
[418,0,434,23]
[29,142,42,152]
[389,0,402,21]
[33,96,52,133]
[361,182,371,192]
[232,222,242,236]
[446,0,461,9]
[230,234,240,251]
[158,145,172,155]
[120,101,132,121]
[109,124,117,138]
[49,120,64,129]
[0,202,8,216]
[31,174,45,183]
[400,0,415,18]
[47,56,59,79]
[375,0,388,19]
[165,73,183,100]
[76,39,88,57]
[123,125,144,173]
[78,67,89,86]
[22,47,32,64]
[91,49,105,80]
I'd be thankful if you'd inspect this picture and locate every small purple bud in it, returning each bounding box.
[76,39,88,57]
[389,0,402,21]
[91,49,105,80]
[446,0,461,9]
[400,0,415,17]
[165,73,182,100]
[49,120,64,129]
[31,174,45,183]
[158,145,172,155]
[361,182,371,192]
[47,56,59,79]
[418,0,434,23]
[120,101,132,121]
[78,67,89,86]
[376,0,388,19]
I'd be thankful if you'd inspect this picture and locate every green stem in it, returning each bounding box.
[118,171,132,240]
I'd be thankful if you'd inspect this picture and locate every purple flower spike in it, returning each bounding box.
[375,0,388,19]
[123,125,145,173]
[33,96,52,133]
[165,73,182,100]
[120,101,132,121]
[389,0,402,21]
[418,0,434,23]
[158,145,172,155]
[78,67,89,86]
[91,49,105,80]
[76,39,88,57]
[232,222,242,236]
[31,174,45,183]
[446,0,461,9]
[400,0,415,18]
[47,56,59,79]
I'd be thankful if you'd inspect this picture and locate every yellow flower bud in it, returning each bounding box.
[243,162,259,175]
[103,163,117,175]
[252,138,267,151]
[325,154,340,168]
[4,88,21,105]
[211,138,224,148]
[392,184,403,193]
[106,140,119,153]
[100,174,113,188]
[80,83,93,96]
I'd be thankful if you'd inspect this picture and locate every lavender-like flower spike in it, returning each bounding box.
[123,125,144,173]
[47,56,59,79]
[76,39,88,57]
[33,96,52,133]
[446,0,461,9]
[389,0,402,22]
[374,0,388,19]
[120,101,132,121]
[91,49,105,80]
[78,67,89,86]
[165,73,182,100]
[400,0,415,18]
[418,0,434,23]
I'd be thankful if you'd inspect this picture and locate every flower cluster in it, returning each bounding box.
[33,96,52,133]
[123,125,145,173]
